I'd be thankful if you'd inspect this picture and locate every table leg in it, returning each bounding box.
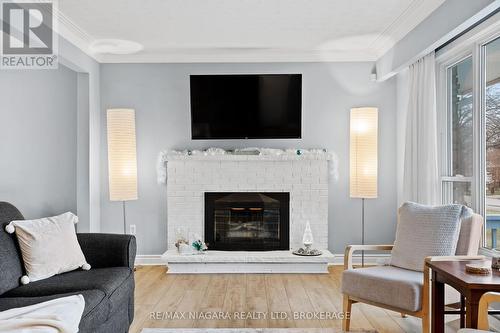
[466,292,481,329]
[432,271,445,333]
[460,295,465,328]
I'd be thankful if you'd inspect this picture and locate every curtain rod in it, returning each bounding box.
[435,7,500,52]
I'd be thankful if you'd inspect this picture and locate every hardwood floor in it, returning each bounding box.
[130,265,429,333]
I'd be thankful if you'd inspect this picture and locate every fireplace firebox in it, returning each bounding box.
[204,192,290,251]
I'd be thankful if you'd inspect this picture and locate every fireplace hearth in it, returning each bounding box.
[204,192,290,251]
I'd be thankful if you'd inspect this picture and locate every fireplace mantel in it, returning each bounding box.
[164,153,334,161]
[157,148,338,184]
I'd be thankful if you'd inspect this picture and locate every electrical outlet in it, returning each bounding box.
[130,224,136,235]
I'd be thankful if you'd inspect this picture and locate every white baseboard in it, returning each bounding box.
[135,255,164,265]
[136,253,391,267]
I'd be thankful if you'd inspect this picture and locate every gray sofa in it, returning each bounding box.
[0,202,136,333]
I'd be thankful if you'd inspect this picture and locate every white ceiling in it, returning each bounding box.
[57,0,446,63]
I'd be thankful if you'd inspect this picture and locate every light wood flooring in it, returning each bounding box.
[130,265,437,333]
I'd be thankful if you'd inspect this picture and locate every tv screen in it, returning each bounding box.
[190,74,302,139]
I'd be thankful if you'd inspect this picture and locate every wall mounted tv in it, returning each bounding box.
[190,74,302,139]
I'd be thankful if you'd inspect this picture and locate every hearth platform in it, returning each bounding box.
[161,250,335,274]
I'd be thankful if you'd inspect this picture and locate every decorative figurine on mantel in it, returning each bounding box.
[293,221,322,256]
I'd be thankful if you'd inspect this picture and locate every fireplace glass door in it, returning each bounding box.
[205,192,289,251]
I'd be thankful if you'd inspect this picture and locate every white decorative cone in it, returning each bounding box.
[302,221,314,247]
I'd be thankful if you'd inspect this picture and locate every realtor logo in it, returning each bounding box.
[1,0,58,69]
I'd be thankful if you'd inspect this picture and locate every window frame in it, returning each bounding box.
[436,15,500,249]
[438,52,474,208]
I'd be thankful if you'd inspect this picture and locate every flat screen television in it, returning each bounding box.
[190,74,302,139]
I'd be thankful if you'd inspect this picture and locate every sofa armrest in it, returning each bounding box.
[344,244,394,270]
[77,233,136,269]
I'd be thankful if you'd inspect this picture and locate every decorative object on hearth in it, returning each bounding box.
[174,227,189,251]
[465,262,492,275]
[303,221,313,247]
[177,242,194,255]
[293,221,322,256]
[107,108,138,234]
[174,229,209,255]
[292,247,322,256]
[192,239,207,252]
[492,256,500,270]
[156,147,339,184]
[350,107,378,267]
[189,233,208,253]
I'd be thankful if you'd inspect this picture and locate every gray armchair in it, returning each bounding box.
[341,206,483,333]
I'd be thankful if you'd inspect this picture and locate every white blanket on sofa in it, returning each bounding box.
[0,295,85,333]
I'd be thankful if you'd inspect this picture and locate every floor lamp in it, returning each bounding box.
[107,108,138,234]
[350,107,378,267]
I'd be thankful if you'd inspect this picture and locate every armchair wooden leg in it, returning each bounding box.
[422,312,430,333]
[343,295,352,331]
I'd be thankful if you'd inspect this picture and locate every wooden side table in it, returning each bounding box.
[426,260,500,333]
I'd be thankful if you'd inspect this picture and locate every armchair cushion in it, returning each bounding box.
[341,265,423,312]
[391,202,471,272]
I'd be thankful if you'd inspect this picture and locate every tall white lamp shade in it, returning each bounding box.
[107,109,138,201]
[349,107,378,266]
[107,108,138,234]
[350,107,378,199]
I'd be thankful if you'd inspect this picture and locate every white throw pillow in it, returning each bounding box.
[5,212,90,284]
[390,202,471,272]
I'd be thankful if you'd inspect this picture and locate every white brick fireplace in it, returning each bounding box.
[165,153,330,251]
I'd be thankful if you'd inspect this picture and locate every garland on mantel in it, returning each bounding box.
[156,148,339,184]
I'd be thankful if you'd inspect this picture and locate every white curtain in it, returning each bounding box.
[403,51,440,205]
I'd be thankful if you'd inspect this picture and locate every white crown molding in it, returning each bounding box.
[55,8,102,62]
[55,1,443,64]
[369,0,447,58]
[96,48,377,63]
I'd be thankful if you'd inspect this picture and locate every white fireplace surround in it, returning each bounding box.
[163,150,332,251]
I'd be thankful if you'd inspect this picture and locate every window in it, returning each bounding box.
[442,57,473,207]
[438,21,500,250]
[485,37,500,248]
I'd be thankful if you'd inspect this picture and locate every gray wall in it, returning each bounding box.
[59,35,101,232]
[0,65,78,219]
[100,62,397,255]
